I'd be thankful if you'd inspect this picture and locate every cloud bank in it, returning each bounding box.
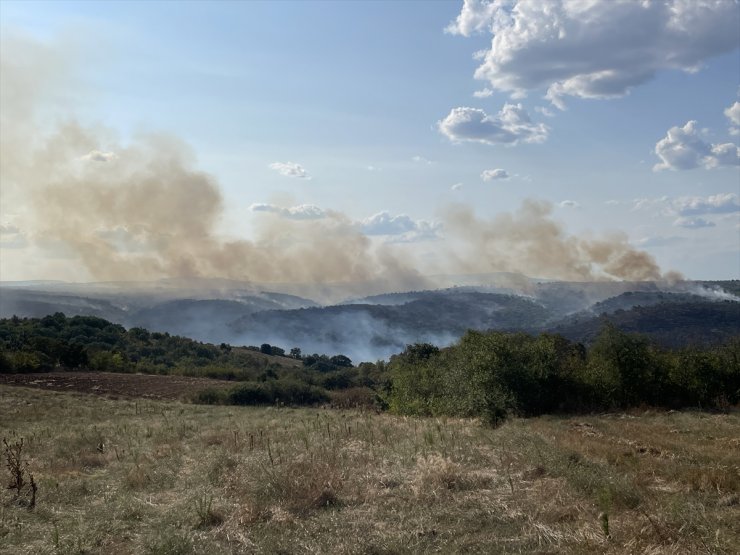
[674,193,740,216]
[446,0,740,108]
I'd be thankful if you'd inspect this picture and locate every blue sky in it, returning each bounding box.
[0,0,738,283]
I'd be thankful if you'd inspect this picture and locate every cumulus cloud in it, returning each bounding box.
[725,101,740,135]
[361,212,442,242]
[269,161,310,179]
[447,0,740,108]
[673,217,716,229]
[451,183,463,191]
[438,104,548,145]
[481,168,509,181]
[249,203,326,220]
[80,150,116,162]
[654,121,740,171]
[559,200,580,208]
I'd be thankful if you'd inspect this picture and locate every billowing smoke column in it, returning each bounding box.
[0,34,425,290]
[1,33,678,289]
[443,201,675,282]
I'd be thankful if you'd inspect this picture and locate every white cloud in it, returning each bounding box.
[249,203,326,220]
[451,183,463,191]
[559,200,580,208]
[80,150,116,162]
[473,88,494,98]
[631,193,739,230]
[438,104,548,145]
[725,101,740,135]
[674,193,740,216]
[445,0,498,36]
[269,161,310,179]
[361,212,442,242]
[447,1,739,108]
[653,121,740,171]
[673,217,716,229]
[480,168,509,181]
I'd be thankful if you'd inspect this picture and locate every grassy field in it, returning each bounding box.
[1,384,738,554]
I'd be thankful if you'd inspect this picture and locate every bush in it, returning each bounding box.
[224,380,329,407]
[192,388,228,405]
[228,383,273,405]
[329,387,381,409]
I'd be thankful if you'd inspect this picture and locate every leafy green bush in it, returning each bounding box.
[388,325,740,425]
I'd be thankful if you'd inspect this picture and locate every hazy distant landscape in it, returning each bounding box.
[2,278,738,360]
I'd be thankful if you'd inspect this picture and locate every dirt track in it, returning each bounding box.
[0,371,234,400]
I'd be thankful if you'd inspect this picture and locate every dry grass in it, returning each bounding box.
[1,384,738,554]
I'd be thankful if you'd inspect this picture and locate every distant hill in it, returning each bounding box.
[548,300,740,348]
[230,291,555,360]
[1,279,738,360]
[587,291,707,315]
[126,294,317,344]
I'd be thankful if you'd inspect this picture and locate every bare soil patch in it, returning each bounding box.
[0,371,233,400]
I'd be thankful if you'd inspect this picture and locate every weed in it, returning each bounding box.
[3,436,37,509]
[599,511,610,539]
[194,494,223,528]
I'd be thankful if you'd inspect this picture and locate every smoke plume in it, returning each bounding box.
[0,34,427,290]
[1,33,677,291]
[442,201,675,282]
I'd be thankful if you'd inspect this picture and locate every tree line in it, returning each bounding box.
[1,313,738,422]
[388,325,739,425]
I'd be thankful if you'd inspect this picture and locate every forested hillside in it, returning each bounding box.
[549,300,740,347]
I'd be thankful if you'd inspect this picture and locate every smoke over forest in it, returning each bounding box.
[1,34,678,291]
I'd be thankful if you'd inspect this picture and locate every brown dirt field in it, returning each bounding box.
[0,371,234,400]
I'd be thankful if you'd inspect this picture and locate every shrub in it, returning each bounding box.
[192,388,228,405]
[228,383,273,405]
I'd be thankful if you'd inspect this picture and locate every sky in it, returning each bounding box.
[0,0,739,284]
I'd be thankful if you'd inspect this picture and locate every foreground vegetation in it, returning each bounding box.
[1,385,739,554]
[389,326,740,425]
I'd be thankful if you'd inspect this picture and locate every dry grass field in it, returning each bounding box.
[1,383,738,554]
